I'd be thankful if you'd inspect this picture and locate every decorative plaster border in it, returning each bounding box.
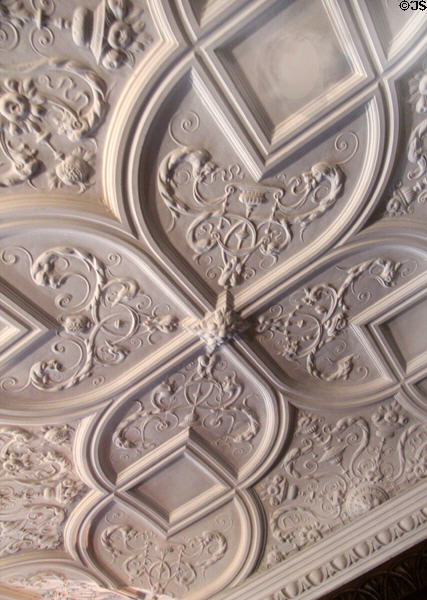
[214,480,427,600]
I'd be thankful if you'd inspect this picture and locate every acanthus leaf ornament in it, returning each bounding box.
[0,247,179,392]
[184,289,247,352]
[255,257,401,382]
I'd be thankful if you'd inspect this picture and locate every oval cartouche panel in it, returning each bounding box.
[0,220,193,419]
[81,494,259,600]
[133,76,385,301]
[88,347,284,489]
[250,225,427,409]
[111,0,390,304]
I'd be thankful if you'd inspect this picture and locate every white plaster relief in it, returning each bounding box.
[385,65,427,217]
[158,123,351,289]
[257,398,427,570]
[0,246,179,393]
[0,0,155,205]
[83,496,256,600]
[0,423,86,557]
[0,225,189,415]
[0,2,426,600]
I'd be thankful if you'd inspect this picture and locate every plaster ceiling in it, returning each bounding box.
[0,1,426,599]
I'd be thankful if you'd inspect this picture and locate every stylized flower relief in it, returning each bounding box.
[372,401,409,439]
[0,78,45,135]
[49,147,95,193]
[31,359,64,388]
[42,425,73,446]
[112,353,261,461]
[70,1,152,72]
[297,413,330,443]
[0,0,30,25]
[408,454,427,480]
[2,452,29,474]
[108,20,134,50]
[101,15,151,71]
[54,477,84,504]
[62,313,93,334]
[266,546,286,568]
[344,484,389,519]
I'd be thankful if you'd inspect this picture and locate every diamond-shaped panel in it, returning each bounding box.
[380,296,427,374]
[216,0,354,140]
[129,450,226,524]
[0,291,51,366]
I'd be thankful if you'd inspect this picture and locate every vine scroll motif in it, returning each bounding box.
[158,114,358,288]
[259,401,427,568]
[0,424,85,557]
[6,571,128,600]
[100,521,227,596]
[113,353,260,457]
[386,66,427,216]
[0,247,179,392]
[255,257,401,382]
[0,59,106,191]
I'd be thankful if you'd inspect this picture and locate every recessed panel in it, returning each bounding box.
[131,452,225,522]
[217,0,352,134]
[380,297,427,372]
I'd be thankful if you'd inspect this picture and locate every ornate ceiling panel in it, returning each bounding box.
[0,1,426,600]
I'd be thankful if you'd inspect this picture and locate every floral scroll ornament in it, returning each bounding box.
[0,424,85,557]
[100,520,227,596]
[6,572,124,600]
[158,112,359,288]
[259,401,427,567]
[113,352,260,456]
[70,0,152,70]
[255,257,401,382]
[0,1,30,52]
[0,246,179,392]
[386,66,427,216]
[0,59,106,190]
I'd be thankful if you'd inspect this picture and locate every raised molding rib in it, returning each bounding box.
[0,1,426,600]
